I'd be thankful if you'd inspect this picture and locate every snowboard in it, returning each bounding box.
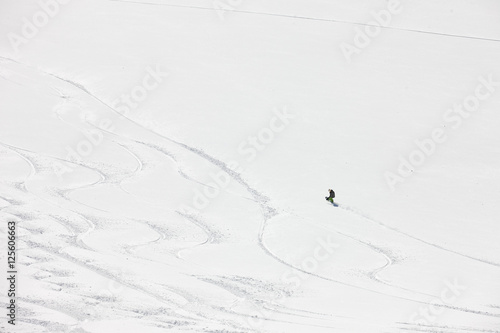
[325,197,338,207]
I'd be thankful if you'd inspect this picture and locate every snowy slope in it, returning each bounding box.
[1,1,500,332]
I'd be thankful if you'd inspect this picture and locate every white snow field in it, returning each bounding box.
[1,0,500,332]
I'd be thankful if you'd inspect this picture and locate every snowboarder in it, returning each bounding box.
[325,189,335,204]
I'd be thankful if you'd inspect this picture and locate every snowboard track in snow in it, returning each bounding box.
[107,0,500,44]
[337,203,500,268]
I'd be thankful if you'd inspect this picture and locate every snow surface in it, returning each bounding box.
[1,0,500,332]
